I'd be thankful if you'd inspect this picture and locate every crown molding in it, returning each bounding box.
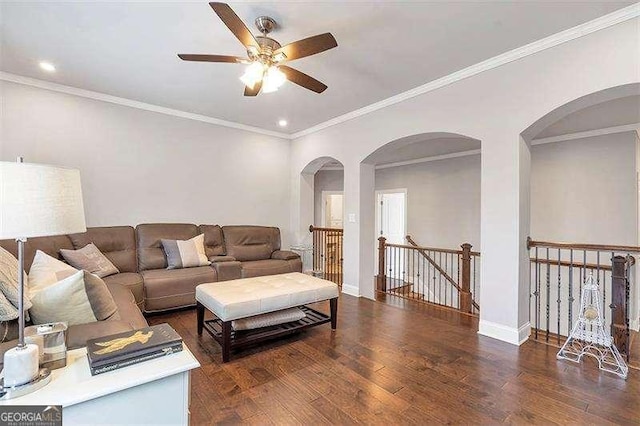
[1,3,637,142]
[0,72,292,140]
[291,3,640,140]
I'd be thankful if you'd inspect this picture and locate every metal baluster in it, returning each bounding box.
[545,248,550,342]
[533,247,539,339]
[596,251,602,326]
[557,248,561,344]
[568,249,574,340]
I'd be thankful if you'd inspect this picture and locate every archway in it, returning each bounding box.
[521,83,640,362]
[360,132,482,314]
[299,156,345,286]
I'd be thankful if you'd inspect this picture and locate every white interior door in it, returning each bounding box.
[322,191,344,228]
[375,190,407,289]
[376,190,407,244]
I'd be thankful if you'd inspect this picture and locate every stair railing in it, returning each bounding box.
[376,235,480,315]
[309,225,343,287]
[528,237,637,361]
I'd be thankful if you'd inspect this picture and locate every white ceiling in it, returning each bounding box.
[0,1,633,134]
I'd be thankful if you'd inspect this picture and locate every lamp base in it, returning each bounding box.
[0,368,51,400]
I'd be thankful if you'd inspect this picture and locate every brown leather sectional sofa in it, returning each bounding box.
[0,224,300,363]
[0,224,300,313]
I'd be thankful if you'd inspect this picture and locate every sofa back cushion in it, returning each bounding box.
[68,226,137,273]
[198,225,225,258]
[136,224,199,271]
[0,236,73,273]
[222,226,281,262]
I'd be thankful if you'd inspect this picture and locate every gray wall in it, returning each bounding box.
[1,81,293,245]
[313,132,638,250]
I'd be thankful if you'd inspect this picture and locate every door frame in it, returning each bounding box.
[374,188,408,242]
[321,190,345,228]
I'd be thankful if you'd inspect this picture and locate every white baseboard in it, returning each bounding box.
[478,320,531,346]
[341,284,360,297]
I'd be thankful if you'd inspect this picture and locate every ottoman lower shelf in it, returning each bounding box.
[198,302,337,362]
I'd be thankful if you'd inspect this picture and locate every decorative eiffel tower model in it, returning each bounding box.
[557,273,628,379]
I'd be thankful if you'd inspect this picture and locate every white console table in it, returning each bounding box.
[0,344,200,425]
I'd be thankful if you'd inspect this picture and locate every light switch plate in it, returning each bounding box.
[348,213,356,223]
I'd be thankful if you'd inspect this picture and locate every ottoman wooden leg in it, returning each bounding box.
[196,302,205,336]
[221,320,232,363]
[330,297,338,330]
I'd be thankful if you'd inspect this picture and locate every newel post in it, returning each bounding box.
[376,237,387,292]
[611,255,629,360]
[459,243,473,313]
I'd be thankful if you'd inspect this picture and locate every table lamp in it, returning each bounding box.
[0,158,86,399]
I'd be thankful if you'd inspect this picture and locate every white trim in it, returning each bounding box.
[0,72,291,140]
[375,149,481,170]
[341,284,360,297]
[1,4,637,141]
[374,188,408,242]
[531,123,640,146]
[291,3,640,139]
[478,320,531,346]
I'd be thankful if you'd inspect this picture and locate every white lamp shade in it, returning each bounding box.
[0,162,87,239]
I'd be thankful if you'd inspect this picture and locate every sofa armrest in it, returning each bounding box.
[209,255,237,263]
[212,260,242,281]
[271,250,300,261]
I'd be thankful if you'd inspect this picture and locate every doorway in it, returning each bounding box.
[322,191,344,228]
[375,189,407,244]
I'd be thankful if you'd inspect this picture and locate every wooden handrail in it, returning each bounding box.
[527,237,640,253]
[405,235,480,312]
[530,258,612,271]
[309,225,343,233]
[386,242,480,257]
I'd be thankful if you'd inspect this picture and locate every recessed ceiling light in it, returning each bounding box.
[39,61,56,72]
[278,119,288,127]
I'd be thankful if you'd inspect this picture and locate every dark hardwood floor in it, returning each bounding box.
[148,294,639,425]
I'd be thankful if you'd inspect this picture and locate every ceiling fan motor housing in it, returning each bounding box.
[254,16,277,35]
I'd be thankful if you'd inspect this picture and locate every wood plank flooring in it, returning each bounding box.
[148,294,639,425]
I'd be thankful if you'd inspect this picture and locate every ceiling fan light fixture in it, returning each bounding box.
[262,66,287,93]
[240,61,265,89]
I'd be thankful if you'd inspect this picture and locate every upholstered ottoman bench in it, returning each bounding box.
[195,272,339,362]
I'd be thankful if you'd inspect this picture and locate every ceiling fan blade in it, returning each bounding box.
[279,66,327,93]
[244,80,262,97]
[209,2,260,50]
[178,54,246,63]
[274,33,337,61]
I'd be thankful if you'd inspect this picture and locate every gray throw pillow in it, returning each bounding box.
[161,234,210,269]
[30,270,117,326]
[60,243,119,278]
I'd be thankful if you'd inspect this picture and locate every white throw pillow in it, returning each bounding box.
[28,250,78,294]
[29,270,97,326]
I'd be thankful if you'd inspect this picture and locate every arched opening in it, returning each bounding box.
[522,83,640,366]
[299,156,345,286]
[360,132,482,314]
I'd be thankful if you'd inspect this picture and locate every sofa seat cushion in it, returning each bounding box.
[103,273,144,308]
[196,272,339,321]
[141,266,216,312]
[104,281,147,330]
[240,259,299,278]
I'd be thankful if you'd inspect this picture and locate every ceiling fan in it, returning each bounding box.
[178,2,338,97]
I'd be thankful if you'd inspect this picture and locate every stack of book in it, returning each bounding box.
[86,323,183,376]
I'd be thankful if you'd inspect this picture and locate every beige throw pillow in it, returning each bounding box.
[60,243,119,278]
[0,247,32,314]
[29,270,117,326]
[28,250,77,291]
[161,234,210,269]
